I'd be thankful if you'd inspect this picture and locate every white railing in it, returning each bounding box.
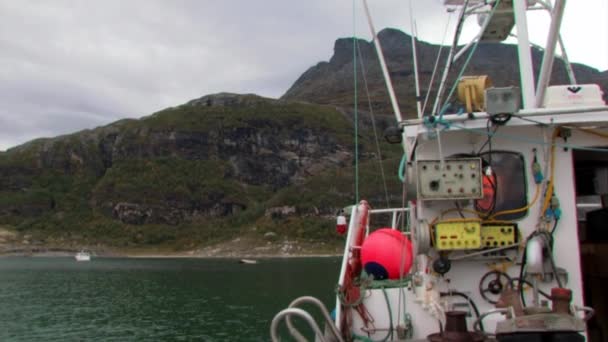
[334,202,410,334]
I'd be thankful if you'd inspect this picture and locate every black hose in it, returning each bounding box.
[518,240,528,306]
[440,291,485,332]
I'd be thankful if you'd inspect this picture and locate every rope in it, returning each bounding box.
[353,0,359,204]
[356,40,391,207]
[350,287,395,342]
[437,0,502,117]
[422,12,453,115]
[398,153,407,183]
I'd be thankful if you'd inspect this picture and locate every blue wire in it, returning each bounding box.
[398,153,408,183]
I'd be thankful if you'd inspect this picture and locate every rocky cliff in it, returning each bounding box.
[282,28,608,117]
[0,94,394,250]
[1,28,606,252]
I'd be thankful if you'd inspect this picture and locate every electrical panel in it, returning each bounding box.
[434,220,482,251]
[417,158,483,200]
[480,224,518,248]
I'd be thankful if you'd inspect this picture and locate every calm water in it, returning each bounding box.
[0,257,341,341]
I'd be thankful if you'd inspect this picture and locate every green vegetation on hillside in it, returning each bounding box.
[0,94,405,253]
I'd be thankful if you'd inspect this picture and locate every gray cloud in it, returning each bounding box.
[0,0,605,150]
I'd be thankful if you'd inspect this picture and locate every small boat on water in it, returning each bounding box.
[75,250,91,261]
[239,259,258,264]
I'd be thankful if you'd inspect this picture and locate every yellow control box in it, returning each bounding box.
[480,224,518,248]
[434,219,482,250]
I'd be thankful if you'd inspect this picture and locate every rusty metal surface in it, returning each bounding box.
[495,313,586,334]
[427,311,488,342]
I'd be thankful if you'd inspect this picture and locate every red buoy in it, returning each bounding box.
[361,228,413,280]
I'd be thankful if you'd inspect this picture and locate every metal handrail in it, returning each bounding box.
[573,305,595,322]
[270,308,326,342]
[285,296,344,342]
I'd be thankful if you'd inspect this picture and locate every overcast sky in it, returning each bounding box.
[0,1,606,150]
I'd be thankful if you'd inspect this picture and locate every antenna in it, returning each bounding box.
[409,0,422,119]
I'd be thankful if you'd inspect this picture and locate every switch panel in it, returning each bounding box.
[480,223,518,248]
[417,158,483,200]
[434,219,482,250]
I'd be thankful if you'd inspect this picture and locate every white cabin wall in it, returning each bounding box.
[411,125,587,334]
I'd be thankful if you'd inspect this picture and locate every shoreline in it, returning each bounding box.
[0,246,342,259]
[0,235,344,259]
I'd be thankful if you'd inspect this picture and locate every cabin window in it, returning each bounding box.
[477,151,528,220]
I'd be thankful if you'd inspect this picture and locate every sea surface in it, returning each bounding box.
[0,256,341,341]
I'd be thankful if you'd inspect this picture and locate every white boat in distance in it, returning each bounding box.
[75,250,91,261]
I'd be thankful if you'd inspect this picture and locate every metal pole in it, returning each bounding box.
[535,0,567,108]
[513,0,537,109]
[409,0,422,118]
[431,0,469,116]
[362,0,404,123]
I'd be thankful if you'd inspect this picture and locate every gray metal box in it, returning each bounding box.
[485,87,521,115]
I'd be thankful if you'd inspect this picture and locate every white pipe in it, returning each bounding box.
[513,0,537,109]
[362,0,403,124]
[535,0,567,108]
[557,35,577,85]
[536,0,577,84]
[453,36,479,62]
[431,0,469,116]
[369,208,410,214]
[335,204,359,331]
[398,105,608,127]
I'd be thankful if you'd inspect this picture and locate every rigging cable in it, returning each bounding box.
[353,0,359,204]
[356,39,391,208]
[431,0,471,116]
[437,0,503,117]
[421,7,453,115]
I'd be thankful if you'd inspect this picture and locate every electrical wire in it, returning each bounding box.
[540,129,560,218]
[489,183,541,220]
[355,39,391,208]
[550,219,559,235]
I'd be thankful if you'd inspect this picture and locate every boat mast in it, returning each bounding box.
[409,0,422,119]
[513,0,537,109]
[362,0,404,124]
[535,0,567,107]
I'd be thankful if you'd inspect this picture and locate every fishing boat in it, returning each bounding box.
[75,250,91,262]
[272,0,605,341]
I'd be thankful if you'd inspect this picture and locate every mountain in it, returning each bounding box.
[1,28,607,254]
[282,28,608,118]
[1,93,403,253]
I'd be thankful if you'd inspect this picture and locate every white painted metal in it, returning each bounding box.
[401,105,608,131]
[535,0,567,108]
[431,0,469,116]
[308,1,606,340]
[361,0,404,124]
[335,202,369,332]
[409,0,422,119]
[513,0,537,109]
